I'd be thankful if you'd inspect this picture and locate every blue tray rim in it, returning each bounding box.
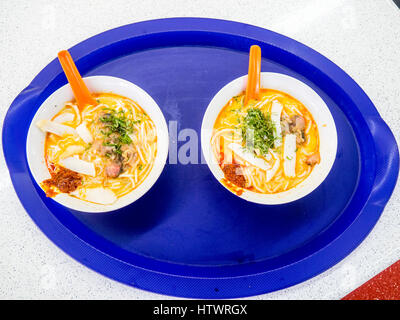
[2,17,399,298]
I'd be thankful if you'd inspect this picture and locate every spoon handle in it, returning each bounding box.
[58,50,96,110]
[244,45,261,105]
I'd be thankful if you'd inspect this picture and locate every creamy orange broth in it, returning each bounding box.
[211,89,319,194]
[44,93,157,200]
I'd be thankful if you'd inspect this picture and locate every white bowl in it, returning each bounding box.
[27,76,169,213]
[201,72,337,205]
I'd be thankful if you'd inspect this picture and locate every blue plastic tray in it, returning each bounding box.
[3,18,399,298]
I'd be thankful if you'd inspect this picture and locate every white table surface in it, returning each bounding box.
[1,0,399,300]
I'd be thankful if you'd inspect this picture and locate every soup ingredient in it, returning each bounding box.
[98,109,135,159]
[36,119,77,137]
[270,100,283,147]
[105,161,122,178]
[221,163,246,188]
[241,108,276,156]
[291,115,306,144]
[306,152,320,166]
[121,144,137,166]
[291,115,305,132]
[283,134,297,177]
[59,156,96,176]
[76,121,93,144]
[42,166,82,194]
[281,115,306,144]
[60,145,85,160]
[228,142,271,171]
[70,187,117,205]
[99,109,134,139]
[281,118,290,136]
[53,113,75,123]
[266,154,280,182]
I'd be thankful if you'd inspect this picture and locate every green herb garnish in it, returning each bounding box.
[241,108,276,156]
[85,143,92,151]
[99,109,134,157]
[100,110,134,134]
[102,141,122,155]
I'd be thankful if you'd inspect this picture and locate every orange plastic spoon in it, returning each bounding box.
[244,45,261,105]
[57,50,96,111]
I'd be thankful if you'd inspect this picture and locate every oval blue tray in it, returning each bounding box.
[3,18,399,298]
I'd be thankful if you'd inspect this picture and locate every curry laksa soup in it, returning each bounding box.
[36,93,157,205]
[211,89,320,195]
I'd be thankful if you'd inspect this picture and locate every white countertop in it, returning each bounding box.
[1,0,399,299]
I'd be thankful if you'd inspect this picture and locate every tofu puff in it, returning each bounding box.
[37,93,157,205]
[212,89,320,194]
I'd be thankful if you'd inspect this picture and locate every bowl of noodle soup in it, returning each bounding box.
[27,76,169,212]
[201,72,337,205]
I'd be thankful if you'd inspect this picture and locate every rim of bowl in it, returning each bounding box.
[26,75,169,213]
[201,72,338,205]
